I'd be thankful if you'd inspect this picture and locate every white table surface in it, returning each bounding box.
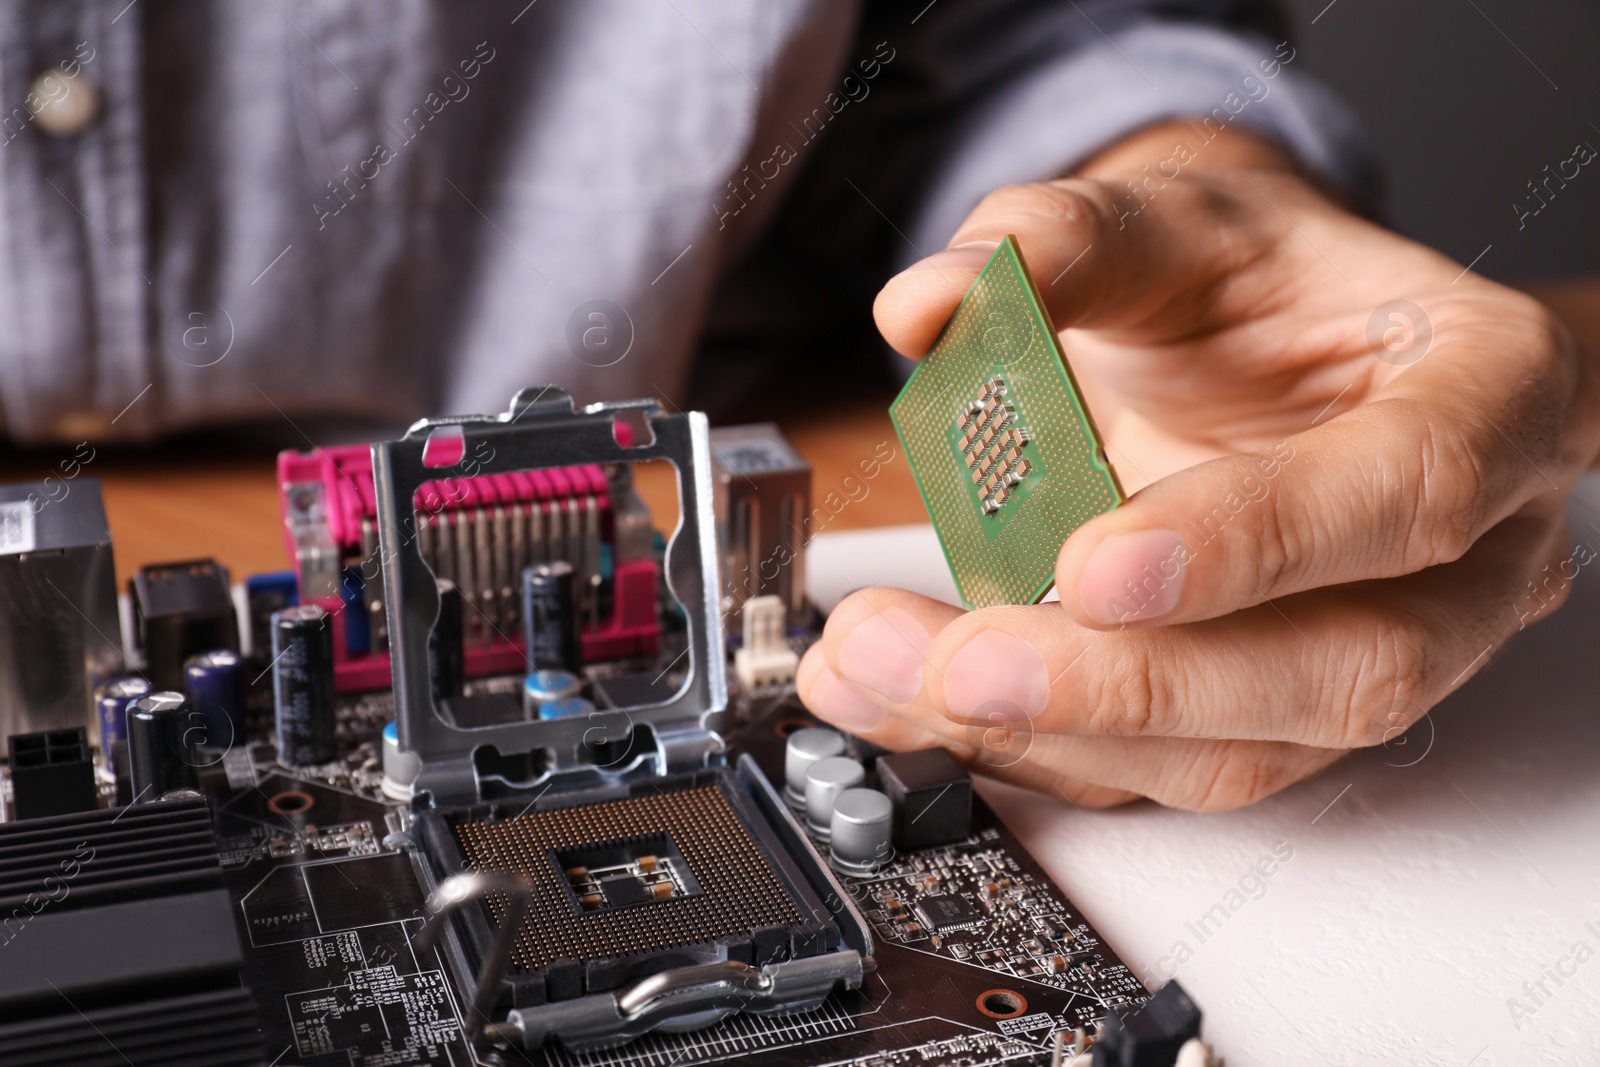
[805,477,1600,1067]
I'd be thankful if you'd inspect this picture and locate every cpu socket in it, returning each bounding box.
[413,767,845,1008]
[381,392,869,1051]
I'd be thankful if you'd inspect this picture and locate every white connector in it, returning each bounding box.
[734,594,799,688]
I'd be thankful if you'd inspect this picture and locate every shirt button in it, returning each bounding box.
[31,70,100,137]
[53,411,114,441]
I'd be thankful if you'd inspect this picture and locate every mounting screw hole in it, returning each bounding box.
[976,988,1028,1019]
[268,790,315,816]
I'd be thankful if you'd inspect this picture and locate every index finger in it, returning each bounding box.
[1058,310,1579,629]
[872,174,1291,360]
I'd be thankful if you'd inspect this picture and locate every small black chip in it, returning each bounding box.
[916,894,982,931]
[598,875,652,908]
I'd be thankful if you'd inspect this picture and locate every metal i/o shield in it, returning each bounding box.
[889,235,1123,609]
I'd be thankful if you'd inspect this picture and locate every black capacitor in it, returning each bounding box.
[126,691,201,802]
[877,748,973,851]
[271,604,337,766]
[522,561,581,672]
[429,578,465,700]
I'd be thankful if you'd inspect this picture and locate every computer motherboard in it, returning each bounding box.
[0,389,1207,1067]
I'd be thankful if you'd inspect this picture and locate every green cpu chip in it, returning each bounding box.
[889,235,1124,609]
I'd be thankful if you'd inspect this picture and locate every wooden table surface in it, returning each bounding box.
[0,399,925,588]
[1,278,1594,588]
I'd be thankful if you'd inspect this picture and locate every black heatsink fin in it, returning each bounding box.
[0,797,223,913]
[0,796,264,1064]
[0,987,266,1067]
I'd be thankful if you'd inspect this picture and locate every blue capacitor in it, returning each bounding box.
[380,721,420,800]
[245,570,298,659]
[340,565,371,655]
[183,649,247,751]
[538,696,594,721]
[97,674,152,758]
[522,668,582,715]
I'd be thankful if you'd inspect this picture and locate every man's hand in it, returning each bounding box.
[797,124,1600,811]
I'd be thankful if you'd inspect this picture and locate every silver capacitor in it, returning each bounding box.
[784,726,846,811]
[380,721,420,801]
[828,787,894,876]
[805,756,865,841]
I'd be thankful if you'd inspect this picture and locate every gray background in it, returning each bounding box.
[1281,0,1600,284]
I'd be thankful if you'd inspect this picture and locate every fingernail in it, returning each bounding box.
[837,607,930,704]
[807,667,889,732]
[903,240,1000,274]
[942,630,1050,722]
[1079,529,1189,625]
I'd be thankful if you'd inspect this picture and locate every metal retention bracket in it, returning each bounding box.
[371,388,727,806]
[415,872,534,1046]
